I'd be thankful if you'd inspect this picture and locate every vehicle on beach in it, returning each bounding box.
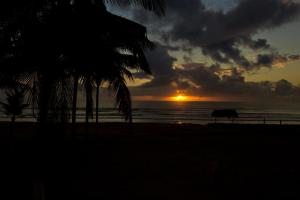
[211,109,239,119]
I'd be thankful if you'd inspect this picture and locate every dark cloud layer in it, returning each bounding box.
[129,0,300,100]
[134,51,300,100]
[134,0,300,68]
[131,44,300,101]
[177,63,300,100]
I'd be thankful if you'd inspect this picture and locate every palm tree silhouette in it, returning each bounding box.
[67,0,163,123]
[0,87,28,123]
[0,0,165,124]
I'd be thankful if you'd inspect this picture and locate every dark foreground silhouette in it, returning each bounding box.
[212,109,239,119]
[1,123,300,199]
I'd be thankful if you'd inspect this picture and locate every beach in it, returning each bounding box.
[1,0,300,199]
[1,123,300,199]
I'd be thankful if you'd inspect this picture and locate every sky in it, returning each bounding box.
[108,0,300,102]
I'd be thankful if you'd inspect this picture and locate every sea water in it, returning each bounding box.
[2,101,300,125]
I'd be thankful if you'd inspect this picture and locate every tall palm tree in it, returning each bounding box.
[68,0,164,123]
[0,0,165,124]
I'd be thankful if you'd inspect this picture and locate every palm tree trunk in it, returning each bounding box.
[9,114,16,136]
[85,92,89,124]
[38,76,52,123]
[11,115,16,124]
[85,76,93,124]
[96,84,100,124]
[72,74,79,124]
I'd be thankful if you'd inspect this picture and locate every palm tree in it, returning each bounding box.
[0,87,28,123]
[68,1,159,123]
[82,0,164,124]
[0,0,165,124]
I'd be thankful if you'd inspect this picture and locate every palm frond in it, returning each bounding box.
[108,13,155,48]
[109,75,132,122]
[0,87,28,117]
[48,76,73,123]
[104,0,165,16]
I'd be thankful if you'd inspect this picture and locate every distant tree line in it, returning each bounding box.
[0,0,165,124]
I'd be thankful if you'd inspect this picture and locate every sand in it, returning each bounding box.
[1,122,300,199]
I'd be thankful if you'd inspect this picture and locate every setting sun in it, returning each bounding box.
[173,95,188,101]
[164,95,220,102]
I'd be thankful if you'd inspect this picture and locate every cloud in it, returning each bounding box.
[131,45,300,101]
[254,53,300,69]
[127,0,300,101]
[175,62,300,100]
[132,0,300,70]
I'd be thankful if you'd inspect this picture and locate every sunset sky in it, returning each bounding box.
[108,0,300,102]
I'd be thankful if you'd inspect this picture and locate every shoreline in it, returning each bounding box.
[1,122,300,138]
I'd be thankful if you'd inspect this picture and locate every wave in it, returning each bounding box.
[1,102,300,124]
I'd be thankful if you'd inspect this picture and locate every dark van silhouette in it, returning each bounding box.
[212,109,239,119]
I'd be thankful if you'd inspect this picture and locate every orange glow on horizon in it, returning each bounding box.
[167,95,214,102]
[133,95,222,102]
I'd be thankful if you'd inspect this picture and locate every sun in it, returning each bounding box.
[167,95,212,102]
[173,95,188,102]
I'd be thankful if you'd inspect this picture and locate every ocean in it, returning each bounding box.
[118,101,300,125]
[2,101,300,125]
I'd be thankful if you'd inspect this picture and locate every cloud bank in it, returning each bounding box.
[129,0,300,101]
